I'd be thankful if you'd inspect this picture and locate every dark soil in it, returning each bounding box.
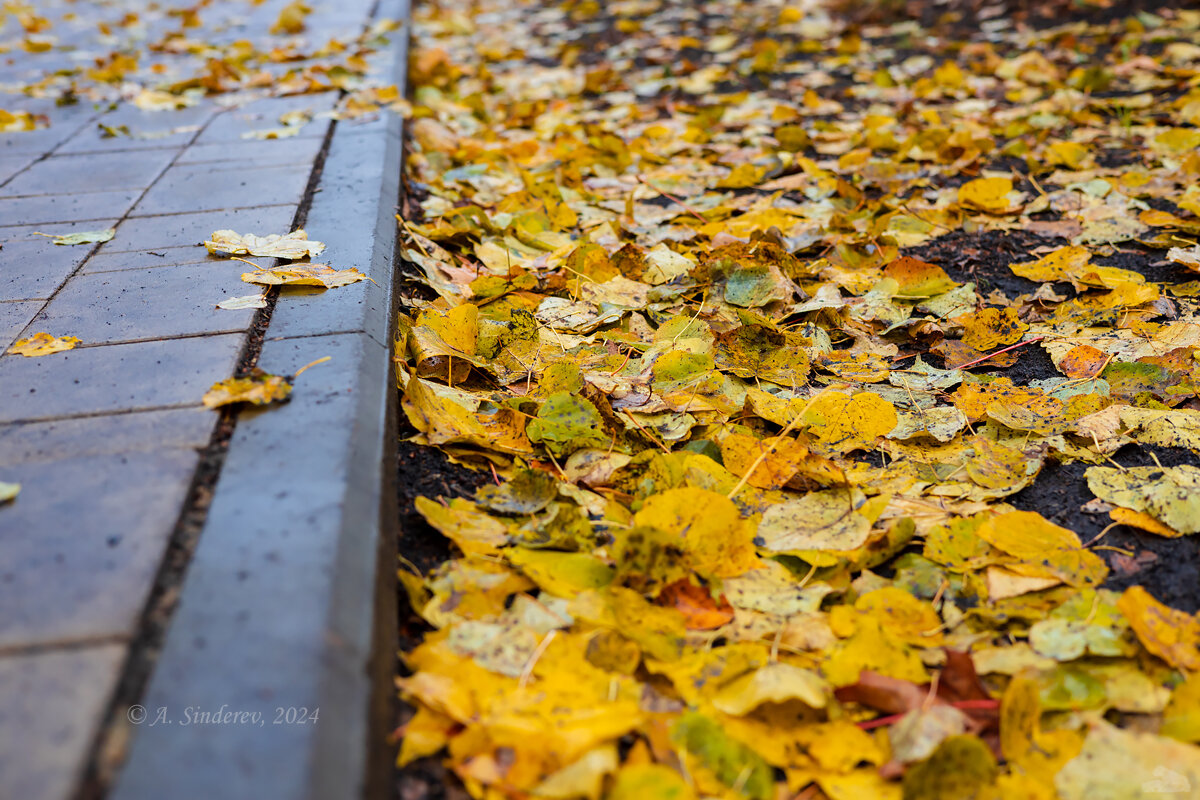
[904,229,1058,300]
[1009,445,1200,613]
[392,421,486,798]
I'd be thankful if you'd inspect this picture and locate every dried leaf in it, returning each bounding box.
[203,229,326,259]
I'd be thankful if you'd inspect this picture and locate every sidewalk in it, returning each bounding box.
[0,1,408,798]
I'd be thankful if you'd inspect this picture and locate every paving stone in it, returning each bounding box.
[82,246,273,275]
[0,109,94,156]
[99,206,297,254]
[82,246,226,274]
[112,332,391,800]
[194,94,338,143]
[0,227,116,301]
[0,190,142,226]
[128,163,313,217]
[0,645,126,800]
[0,334,243,423]
[27,264,258,346]
[0,301,41,351]
[0,448,200,648]
[174,136,326,169]
[0,408,213,464]
[56,106,212,155]
[1,149,177,196]
[0,154,37,186]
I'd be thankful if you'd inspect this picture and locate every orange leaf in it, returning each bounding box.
[657,579,734,631]
[1118,586,1200,671]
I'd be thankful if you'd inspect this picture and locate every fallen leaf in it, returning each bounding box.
[1117,586,1200,671]
[202,370,293,409]
[203,229,326,259]
[240,264,367,289]
[215,293,268,310]
[8,332,81,357]
[33,228,115,246]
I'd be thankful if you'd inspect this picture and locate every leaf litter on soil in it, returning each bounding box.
[390,0,1200,796]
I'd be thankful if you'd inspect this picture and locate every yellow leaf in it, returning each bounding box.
[201,371,292,409]
[415,497,508,557]
[608,764,695,800]
[8,332,81,357]
[958,176,1018,214]
[976,511,1107,588]
[804,391,898,454]
[1117,586,1200,671]
[955,307,1029,351]
[203,229,325,259]
[1109,507,1180,538]
[757,488,873,553]
[822,616,927,687]
[270,0,311,34]
[241,263,367,289]
[0,482,19,503]
[1086,465,1200,535]
[1055,721,1200,799]
[854,587,943,646]
[711,662,829,715]
[632,487,758,578]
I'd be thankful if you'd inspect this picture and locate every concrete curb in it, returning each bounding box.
[108,2,409,798]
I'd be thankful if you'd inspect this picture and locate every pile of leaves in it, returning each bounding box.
[393,0,1200,797]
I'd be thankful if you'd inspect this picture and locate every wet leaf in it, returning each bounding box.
[201,370,292,409]
[203,229,326,259]
[8,332,80,357]
[1117,586,1200,671]
[1085,465,1200,535]
[33,228,114,246]
[215,293,268,310]
[241,263,367,289]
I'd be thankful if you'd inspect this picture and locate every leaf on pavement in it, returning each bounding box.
[203,229,326,259]
[240,263,367,288]
[201,369,292,409]
[8,332,81,357]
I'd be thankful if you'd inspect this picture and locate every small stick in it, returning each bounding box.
[953,336,1045,370]
[636,175,707,221]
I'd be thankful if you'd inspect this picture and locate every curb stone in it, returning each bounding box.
[108,2,410,797]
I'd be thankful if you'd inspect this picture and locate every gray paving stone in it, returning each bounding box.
[81,246,226,274]
[27,263,258,345]
[0,334,243,423]
[0,190,142,226]
[0,154,37,186]
[56,107,211,155]
[99,206,297,253]
[175,136,326,168]
[0,109,94,155]
[266,129,398,343]
[128,163,313,217]
[195,94,338,143]
[0,448,200,648]
[1,149,177,197]
[0,408,213,464]
[111,332,391,800]
[0,300,41,351]
[0,230,115,301]
[0,645,126,800]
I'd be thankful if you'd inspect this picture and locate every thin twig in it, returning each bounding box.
[952,336,1045,370]
[636,175,708,221]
